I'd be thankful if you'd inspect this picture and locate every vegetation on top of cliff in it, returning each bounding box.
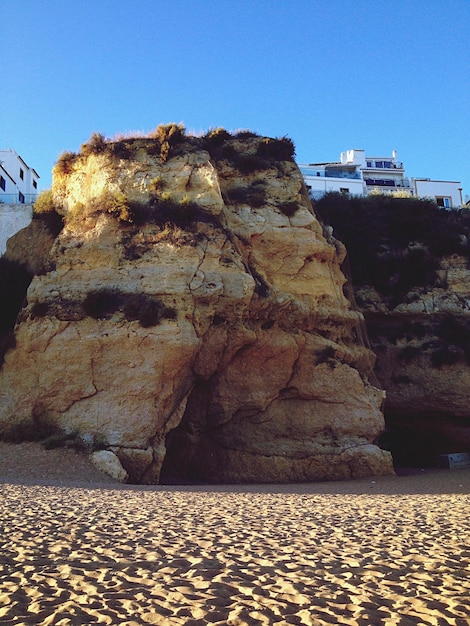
[202,128,295,173]
[54,125,296,177]
[32,190,64,237]
[54,124,187,173]
[314,193,470,303]
[54,151,79,175]
[147,123,186,162]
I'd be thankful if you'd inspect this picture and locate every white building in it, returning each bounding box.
[412,179,463,209]
[352,149,412,195]
[0,149,40,204]
[299,160,365,198]
[301,149,463,207]
[0,149,39,255]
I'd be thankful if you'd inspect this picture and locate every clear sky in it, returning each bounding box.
[2,0,469,199]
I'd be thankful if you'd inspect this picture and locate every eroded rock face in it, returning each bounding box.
[0,135,393,482]
[357,261,470,465]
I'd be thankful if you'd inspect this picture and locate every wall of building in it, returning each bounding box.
[340,149,366,166]
[304,175,365,199]
[413,180,462,208]
[0,150,39,204]
[0,204,33,255]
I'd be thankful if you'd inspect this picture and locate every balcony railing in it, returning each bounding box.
[300,168,361,180]
[364,178,413,189]
[325,170,361,180]
[0,193,39,204]
[365,178,396,187]
[365,161,404,170]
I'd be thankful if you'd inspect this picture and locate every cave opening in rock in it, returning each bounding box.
[0,258,33,367]
[159,380,211,484]
[379,411,468,469]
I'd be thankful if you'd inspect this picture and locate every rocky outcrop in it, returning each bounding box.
[0,132,393,482]
[356,258,470,465]
[90,450,128,482]
[313,193,470,467]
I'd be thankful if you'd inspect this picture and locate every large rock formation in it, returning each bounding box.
[358,261,470,466]
[313,192,470,467]
[0,130,393,482]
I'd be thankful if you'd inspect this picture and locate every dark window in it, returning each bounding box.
[19,168,24,180]
[33,180,37,189]
[0,176,5,191]
[436,196,451,209]
[340,188,349,195]
[384,161,392,168]
[19,192,25,203]
[366,161,372,167]
[365,178,396,187]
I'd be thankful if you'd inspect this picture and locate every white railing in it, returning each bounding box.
[0,193,38,204]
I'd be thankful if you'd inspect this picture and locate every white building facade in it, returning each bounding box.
[0,149,39,204]
[0,149,39,255]
[299,161,365,198]
[301,149,463,208]
[412,179,462,209]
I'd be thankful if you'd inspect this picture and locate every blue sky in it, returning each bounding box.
[2,0,469,198]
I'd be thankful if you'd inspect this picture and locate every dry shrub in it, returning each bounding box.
[82,289,176,327]
[148,123,186,162]
[277,201,299,216]
[54,151,79,175]
[90,192,133,223]
[81,132,107,156]
[257,136,296,161]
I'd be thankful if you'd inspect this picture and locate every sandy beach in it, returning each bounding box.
[1,443,469,625]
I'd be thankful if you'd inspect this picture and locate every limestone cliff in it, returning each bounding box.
[314,193,470,467]
[0,130,392,482]
[357,262,470,466]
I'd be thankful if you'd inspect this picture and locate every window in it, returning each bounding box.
[365,178,395,187]
[0,176,5,191]
[19,192,25,203]
[366,161,372,167]
[33,180,37,189]
[436,196,452,209]
[383,161,392,168]
[19,168,24,180]
[340,188,349,195]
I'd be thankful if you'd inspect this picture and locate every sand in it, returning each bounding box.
[0,443,469,625]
